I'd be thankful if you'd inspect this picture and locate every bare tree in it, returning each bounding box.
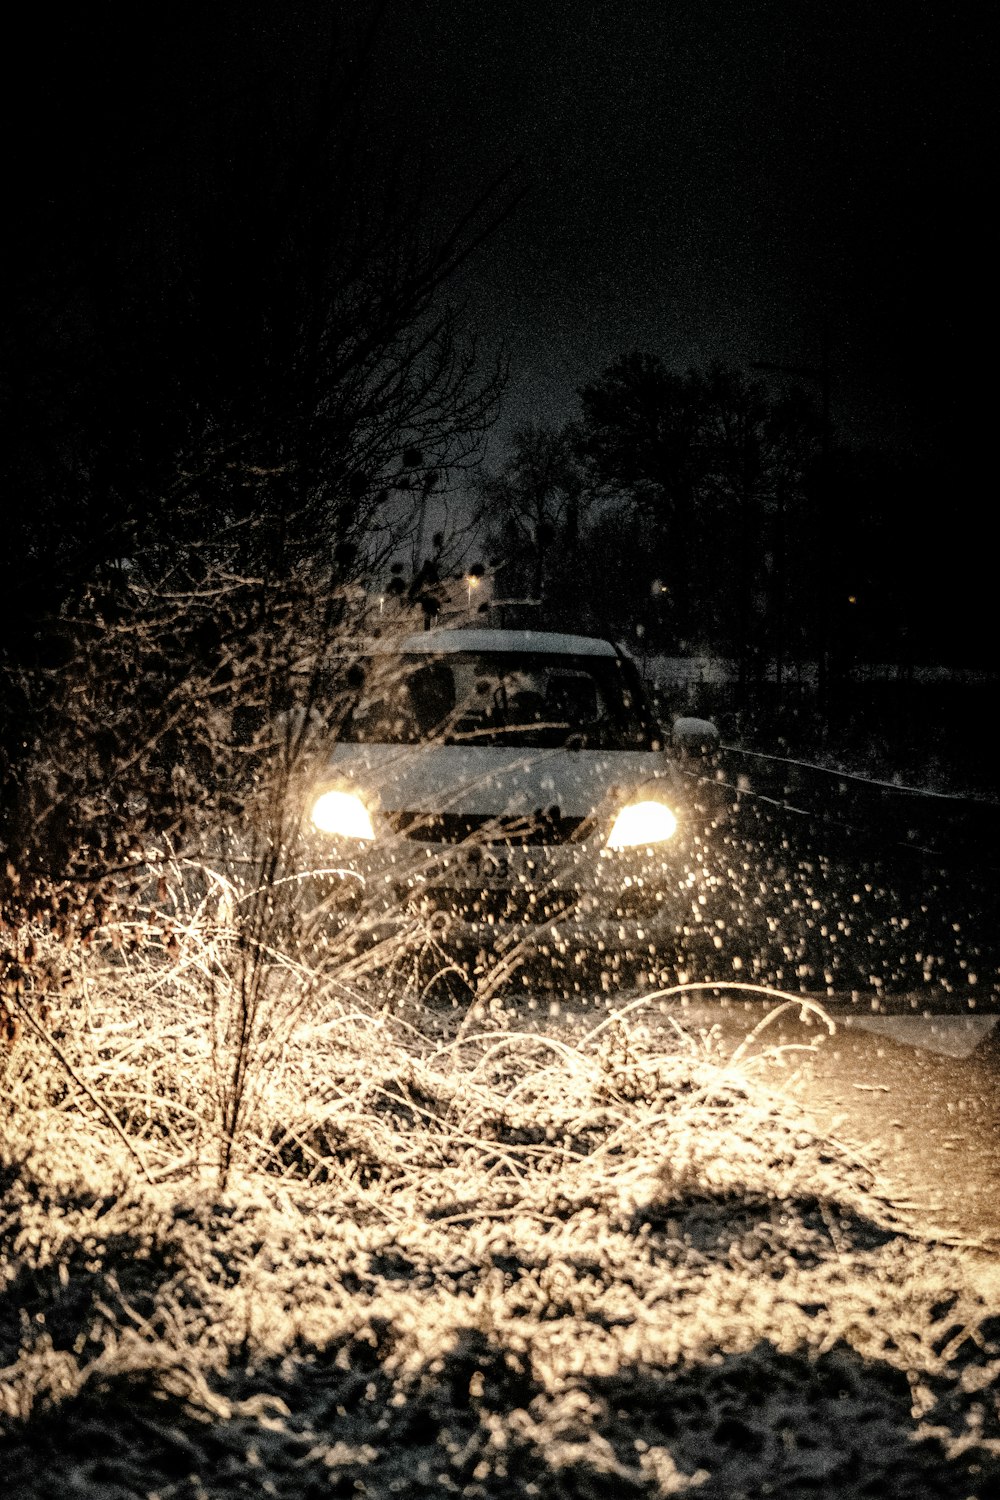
[1,2,516,1029]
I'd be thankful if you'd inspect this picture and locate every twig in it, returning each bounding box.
[9,991,154,1184]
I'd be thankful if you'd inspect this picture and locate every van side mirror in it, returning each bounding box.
[671,715,721,755]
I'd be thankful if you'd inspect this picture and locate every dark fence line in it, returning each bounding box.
[649,674,998,807]
[695,743,1000,870]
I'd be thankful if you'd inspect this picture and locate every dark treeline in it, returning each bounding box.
[478,353,982,683]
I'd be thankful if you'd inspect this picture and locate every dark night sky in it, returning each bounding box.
[10,2,992,496]
[368,0,991,470]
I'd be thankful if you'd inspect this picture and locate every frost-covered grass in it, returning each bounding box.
[1,927,998,1498]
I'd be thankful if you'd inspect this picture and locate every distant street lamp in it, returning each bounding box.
[466,573,481,609]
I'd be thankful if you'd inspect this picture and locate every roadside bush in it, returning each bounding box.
[3,956,998,1500]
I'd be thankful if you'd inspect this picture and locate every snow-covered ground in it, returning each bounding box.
[2,965,998,1498]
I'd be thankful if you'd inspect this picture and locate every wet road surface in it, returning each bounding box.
[693,997,1000,1252]
[517,990,1000,1253]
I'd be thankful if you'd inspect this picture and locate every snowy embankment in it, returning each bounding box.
[1,974,998,1499]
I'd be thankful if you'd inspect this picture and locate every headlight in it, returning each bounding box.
[310,789,375,841]
[606,799,677,849]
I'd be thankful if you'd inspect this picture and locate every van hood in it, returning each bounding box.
[326,743,673,820]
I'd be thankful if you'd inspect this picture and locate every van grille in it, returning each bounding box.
[385,811,592,846]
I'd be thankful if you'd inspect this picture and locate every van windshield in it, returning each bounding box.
[341,651,660,750]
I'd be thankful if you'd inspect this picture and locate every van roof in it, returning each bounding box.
[392,628,621,658]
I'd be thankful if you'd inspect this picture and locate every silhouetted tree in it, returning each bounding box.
[577,353,703,644]
[476,424,588,626]
[575,355,825,665]
[0,2,514,1010]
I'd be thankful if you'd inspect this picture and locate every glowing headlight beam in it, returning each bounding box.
[606,799,678,849]
[310,789,375,841]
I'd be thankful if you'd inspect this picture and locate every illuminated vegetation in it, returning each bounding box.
[1,918,997,1497]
